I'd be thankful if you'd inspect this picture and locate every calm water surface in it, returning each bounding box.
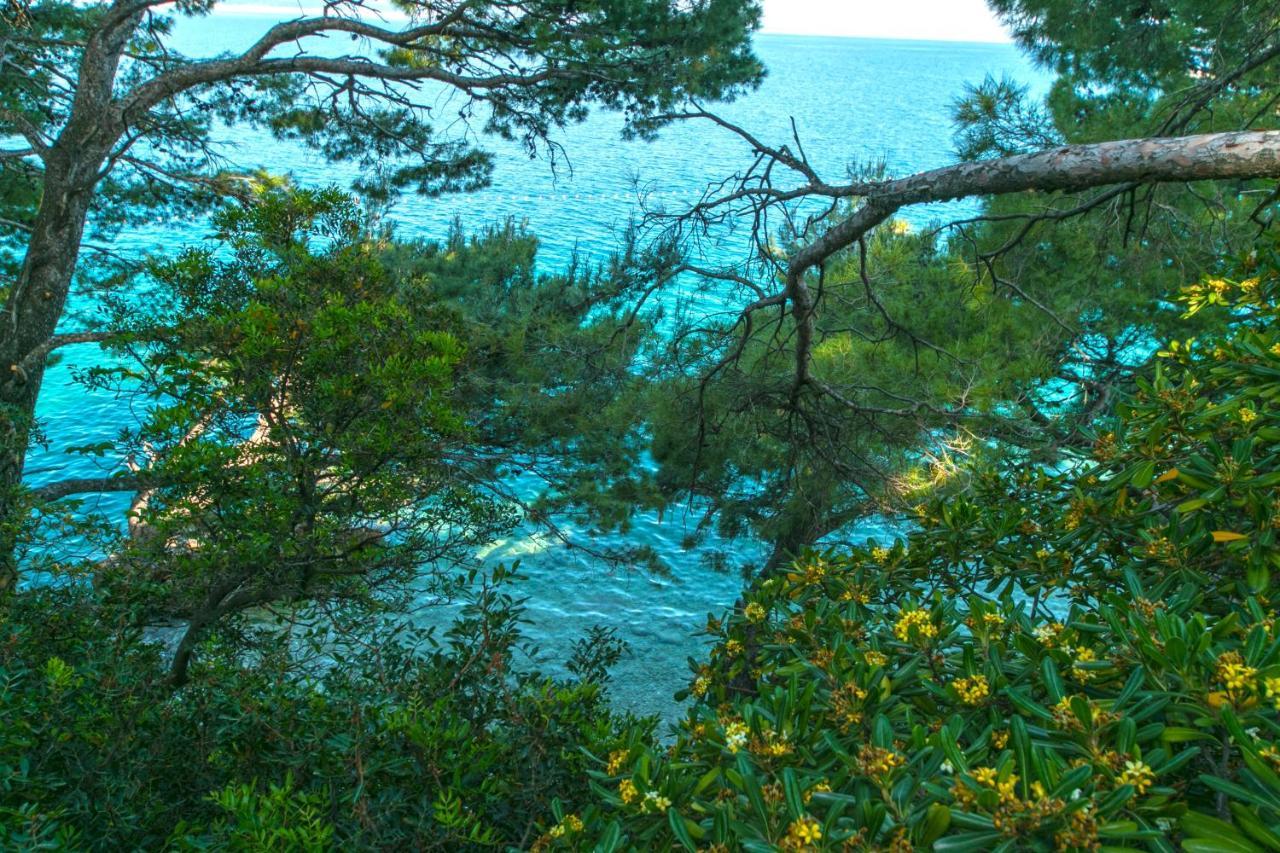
[28,22,1046,718]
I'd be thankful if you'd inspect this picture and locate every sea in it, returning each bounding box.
[24,16,1047,720]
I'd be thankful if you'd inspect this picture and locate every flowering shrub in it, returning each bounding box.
[552,241,1280,850]
[0,573,640,850]
[6,241,1280,849]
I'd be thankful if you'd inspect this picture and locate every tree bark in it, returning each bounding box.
[789,130,1280,276]
[0,8,138,590]
[0,159,111,590]
[779,130,1280,410]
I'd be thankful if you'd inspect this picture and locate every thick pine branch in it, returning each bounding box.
[116,11,595,118]
[790,130,1280,275]
[782,129,1280,391]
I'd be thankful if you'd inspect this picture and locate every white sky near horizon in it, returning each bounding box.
[211,0,1013,44]
[762,0,1010,43]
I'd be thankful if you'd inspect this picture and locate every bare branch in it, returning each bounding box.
[117,14,570,118]
[31,474,147,503]
[789,130,1280,276]
[11,331,114,383]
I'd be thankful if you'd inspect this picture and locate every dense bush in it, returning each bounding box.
[5,238,1280,850]
[554,239,1280,851]
[0,568,643,850]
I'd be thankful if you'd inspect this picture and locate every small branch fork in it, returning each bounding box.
[662,118,1280,412]
[648,99,1280,525]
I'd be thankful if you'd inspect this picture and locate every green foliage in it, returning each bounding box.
[650,0,1280,570]
[0,569,641,850]
[554,239,1280,850]
[0,0,764,276]
[178,777,336,852]
[380,220,671,532]
[649,221,1084,562]
[5,209,1280,853]
[987,0,1280,137]
[43,185,670,683]
[76,187,515,682]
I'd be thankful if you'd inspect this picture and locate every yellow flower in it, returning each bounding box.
[1052,697,1082,731]
[970,766,998,787]
[724,721,749,753]
[951,778,977,809]
[894,608,936,643]
[804,780,832,803]
[789,555,830,586]
[1072,646,1098,681]
[1239,406,1259,425]
[1216,651,1257,693]
[744,602,767,623]
[618,778,640,805]
[857,745,905,778]
[996,775,1020,805]
[1117,760,1155,795]
[724,639,744,656]
[1033,622,1065,647]
[872,546,891,563]
[747,723,794,758]
[642,791,671,813]
[1270,343,1280,358]
[953,674,991,706]
[548,814,584,838]
[606,749,629,775]
[1265,676,1280,707]
[691,676,710,697]
[864,650,889,667]
[787,815,823,847]
[990,729,1009,749]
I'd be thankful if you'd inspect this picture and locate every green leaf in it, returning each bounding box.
[1115,666,1146,706]
[594,821,622,853]
[1041,658,1065,702]
[1230,803,1280,852]
[932,831,1004,852]
[735,754,767,822]
[1183,841,1265,853]
[781,768,804,819]
[921,804,951,845]
[667,808,696,851]
[1182,811,1262,852]
[1161,727,1216,743]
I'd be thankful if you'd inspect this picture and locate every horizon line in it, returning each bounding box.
[758,29,1012,45]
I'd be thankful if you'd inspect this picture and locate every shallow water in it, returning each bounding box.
[26,21,1047,719]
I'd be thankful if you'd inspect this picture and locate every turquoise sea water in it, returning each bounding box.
[27,22,1046,718]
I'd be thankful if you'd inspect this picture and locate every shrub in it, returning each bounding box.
[6,233,1280,852]
[560,239,1280,850]
[0,570,642,850]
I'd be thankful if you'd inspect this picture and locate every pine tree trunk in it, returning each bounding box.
[0,10,137,588]
[0,155,107,590]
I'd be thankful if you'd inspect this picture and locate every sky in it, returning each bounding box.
[760,0,1011,43]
